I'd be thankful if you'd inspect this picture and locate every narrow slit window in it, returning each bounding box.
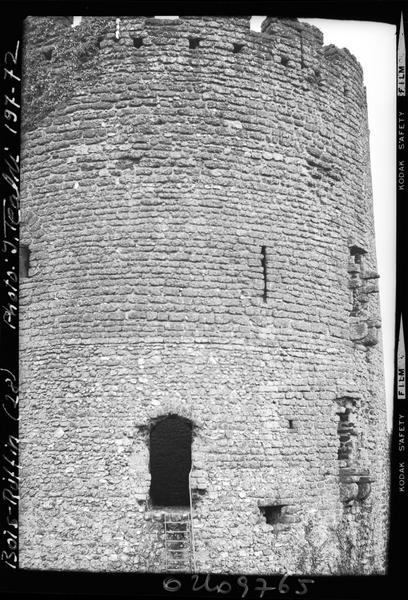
[20,245,30,278]
[261,245,268,302]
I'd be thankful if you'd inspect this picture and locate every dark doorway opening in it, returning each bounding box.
[150,415,192,507]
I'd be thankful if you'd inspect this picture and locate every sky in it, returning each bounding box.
[251,17,396,429]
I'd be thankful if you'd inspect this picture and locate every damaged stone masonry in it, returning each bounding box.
[348,242,381,347]
[19,16,389,575]
[335,396,374,505]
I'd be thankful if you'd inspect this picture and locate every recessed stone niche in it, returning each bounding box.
[258,500,300,530]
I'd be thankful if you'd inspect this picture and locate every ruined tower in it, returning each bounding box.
[19,16,388,574]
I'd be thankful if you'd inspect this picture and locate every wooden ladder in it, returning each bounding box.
[164,511,193,572]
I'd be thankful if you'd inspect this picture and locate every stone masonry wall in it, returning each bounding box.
[19,16,389,574]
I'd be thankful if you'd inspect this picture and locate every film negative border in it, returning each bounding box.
[0,1,406,599]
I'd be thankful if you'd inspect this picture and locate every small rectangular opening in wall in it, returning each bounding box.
[349,244,367,264]
[233,43,245,53]
[259,504,285,525]
[42,47,53,60]
[189,37,201,49]
[19,245,30,278]
[132,37,143,48]
[288,419,294,429]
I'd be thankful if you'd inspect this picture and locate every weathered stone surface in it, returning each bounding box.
[350,322,368,340]
[19,15,388,575]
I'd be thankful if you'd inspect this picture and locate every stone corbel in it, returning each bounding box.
[361,269,380,281]
[350,318,381,347]
[339,467,375,504]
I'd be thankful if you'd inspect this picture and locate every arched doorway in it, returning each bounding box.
[149,415,192,507]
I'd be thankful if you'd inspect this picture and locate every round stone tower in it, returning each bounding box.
[19,16,388,574]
